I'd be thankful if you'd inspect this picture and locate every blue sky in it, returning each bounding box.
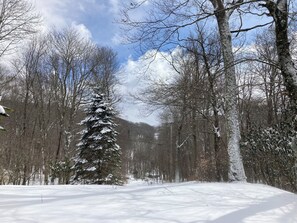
[33,0,134,62]
[31,0,164,126]
[30,0,274,126]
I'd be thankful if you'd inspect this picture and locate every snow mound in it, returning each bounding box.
[0,182,296,222]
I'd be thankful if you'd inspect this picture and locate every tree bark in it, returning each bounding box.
[214,7,246,181]
[264,0,297,116]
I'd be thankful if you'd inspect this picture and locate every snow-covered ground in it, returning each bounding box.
[0,181,296,223]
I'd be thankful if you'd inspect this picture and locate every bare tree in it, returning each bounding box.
[253,29,286,125]
[0,26,120,184]
[88,46,119,100]
[0,0,39,132]
[44,28,120,184]
[133,27,230,182]
[0,0,40,58]
[259,0,297,116]
[192,27,226,181]
[121,0,246,181]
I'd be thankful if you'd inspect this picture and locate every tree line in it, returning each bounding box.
[130,27,296,191]
[0,0,296,192]
[120,0,297,192]
[0,22,120,184]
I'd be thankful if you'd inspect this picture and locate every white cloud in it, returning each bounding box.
[111,33,123,45]
[28,0,172,126]
[116,48,180,126]
[30,0,122,46]
[31,0,105,31]
[31,0,70,29]
[71,22,93,40]
[109,0,120,14]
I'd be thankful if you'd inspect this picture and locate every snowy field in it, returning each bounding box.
[0,181,296,223]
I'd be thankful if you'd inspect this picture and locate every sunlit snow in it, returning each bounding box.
[0,181,296,223]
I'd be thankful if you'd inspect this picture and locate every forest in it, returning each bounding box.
[0,0,296,193]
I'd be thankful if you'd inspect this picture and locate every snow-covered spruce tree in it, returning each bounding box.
[73,89,121,185]
[0,105,8,131]
[241,121,297,192]
[0,96,10,131]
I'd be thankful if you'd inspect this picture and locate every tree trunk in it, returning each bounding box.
[175,124,182,183]
[215,10,246,182]
[213,109,222,181]
[267,0,297,115]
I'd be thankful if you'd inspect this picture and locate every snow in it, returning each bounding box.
[86,167,96,171]
[95,108,104,113]
[101,127,111,134]
[0,182,296,223]
[0,105,7,115]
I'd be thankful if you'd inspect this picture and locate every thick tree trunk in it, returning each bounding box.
[215,10,246,182]
[265,0,297,115]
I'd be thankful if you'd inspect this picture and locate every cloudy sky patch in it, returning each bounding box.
[29,0,166,126]
[116,49,180,126]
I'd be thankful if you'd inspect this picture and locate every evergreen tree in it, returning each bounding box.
[0,105,8,131]
[0,96,9,131]
[73,88,121,184]
[242,120,297,191]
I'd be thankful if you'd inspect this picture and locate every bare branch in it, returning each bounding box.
[230,21,273,34]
